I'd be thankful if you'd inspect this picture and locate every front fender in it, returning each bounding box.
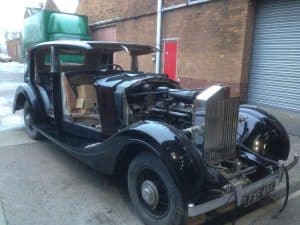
[238,105,290,161]
[116,120,208,201]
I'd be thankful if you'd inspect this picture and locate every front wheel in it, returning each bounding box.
[23,101,41,140]
[128,153,185,225]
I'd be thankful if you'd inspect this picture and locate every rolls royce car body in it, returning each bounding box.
[13,41,298,225]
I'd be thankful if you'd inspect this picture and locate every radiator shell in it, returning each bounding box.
[193,85,240,165]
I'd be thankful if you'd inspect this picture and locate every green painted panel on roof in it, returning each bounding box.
[48,13,88,35]
[22,9,89,61]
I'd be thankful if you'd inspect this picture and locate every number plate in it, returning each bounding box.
[243,182,275,207]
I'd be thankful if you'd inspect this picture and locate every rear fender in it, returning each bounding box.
[13,83,41,122]
[238,105,290,161]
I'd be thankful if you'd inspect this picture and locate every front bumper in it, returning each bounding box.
[187,154,299,217]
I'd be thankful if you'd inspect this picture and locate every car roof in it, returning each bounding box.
[31,40,157,55]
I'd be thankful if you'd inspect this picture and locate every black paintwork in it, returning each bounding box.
[35,120,207,200]
[238,105,290,161]
[12,41,291,204]
[94,72,179,136]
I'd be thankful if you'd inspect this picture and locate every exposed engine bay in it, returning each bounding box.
[125,80,282,206]
[126,81,198,130]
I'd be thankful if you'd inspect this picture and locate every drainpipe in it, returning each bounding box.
[155,0,163,73]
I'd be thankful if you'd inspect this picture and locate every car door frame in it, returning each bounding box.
[28,45,58,125]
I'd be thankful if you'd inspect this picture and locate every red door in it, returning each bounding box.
[163,41,177,80]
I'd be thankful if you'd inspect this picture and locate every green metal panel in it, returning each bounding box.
[22,9,90,61]
[48,13,88,35]
[59,55,85,64]
[49,33,90,41]
[22,11,48,59]
[44,54,84,64]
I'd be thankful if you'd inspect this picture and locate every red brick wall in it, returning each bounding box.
[91,26,117,41]
[77,0,156,23]
[115,15,157,72]
[162,0,254,98]
[77,0,157,72]
[77,0,255,100]
[164,0,186,8]
[240,0,256,101]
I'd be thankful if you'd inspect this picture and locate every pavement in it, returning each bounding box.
[0,62,24,132]
[0,61,299,225]
[0,133,142,225]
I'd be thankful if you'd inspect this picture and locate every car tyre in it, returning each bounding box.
[23,101,41,140]
[128,153,185,225]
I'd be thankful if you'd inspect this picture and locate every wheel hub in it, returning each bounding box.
[141,180,159,208]
[25,113,31,125]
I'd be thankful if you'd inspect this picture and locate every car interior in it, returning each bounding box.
[62,72,101,130]
[60,50,118,131]
[33,48,102,131]
[33,46,134,137]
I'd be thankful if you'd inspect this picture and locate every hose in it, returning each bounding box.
[271,166,289,219]
[237,143,290,219]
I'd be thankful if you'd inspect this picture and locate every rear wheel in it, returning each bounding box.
[128,153,185,225]
[23,101,41,140]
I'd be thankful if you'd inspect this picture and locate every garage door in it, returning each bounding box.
[247,0,300,111]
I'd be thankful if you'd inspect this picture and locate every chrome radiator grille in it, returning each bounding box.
[193,86,240,166]
[204,97,239,165]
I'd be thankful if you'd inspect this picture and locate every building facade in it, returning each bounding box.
[77,0,300,111]
[6,37,22,61]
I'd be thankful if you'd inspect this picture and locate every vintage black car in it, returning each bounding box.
[13,41,298,225]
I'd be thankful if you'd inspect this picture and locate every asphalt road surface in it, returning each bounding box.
[0,62,299,225]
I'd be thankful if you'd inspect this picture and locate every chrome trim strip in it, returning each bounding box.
[188,193,234,217]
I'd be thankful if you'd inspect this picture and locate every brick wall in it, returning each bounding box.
[115,15,157,72]
[164,0,186,8]
[240,0,255,101]
[91,26,117,41]
[76,0,156,23]
[77,0,157,72]
[162,0,254,98]
[77,0,254,100]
